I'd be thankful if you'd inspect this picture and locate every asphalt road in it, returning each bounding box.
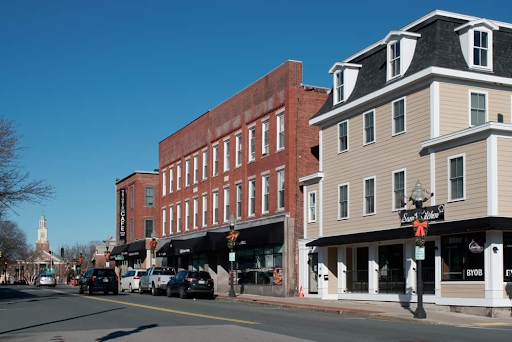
[0,285,511,342]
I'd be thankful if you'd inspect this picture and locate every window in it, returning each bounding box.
[249,127,256,162]
[202,195,207,227]
[248,179,256,216]
[224,139,230,172]
[130,187,134,209]
[213,145,218,176]
[364,110,375,144]
[224,187,230,222]
[170,167,174,193]
[449,155,465,201]
[393,170,405,210]
[236,183,242,219]
[364,177,375,215]
[262,120,269,155]
[169,206,173,235]
[145,187,154,206]
[162,170,167,196]
[308,191,316,223]
[213,191,219,224]
[202,150,208,180]
[338,184,349,219]
[235,133,242,167]
[145,219,154,238]
[504,233,512,282]
[262,174,269,213]
[442,233,485,281]
[162,208,166,236]
[235,245,283,285]
[277,112,285,150]
[335,70,344,103]
[185,159,190,187]
[392,98,405,135]
[130,219,134,240]
[277,170,285,210]
[470,92,487,126]
[177,163,182,190]
[338,121,348,152]
[389,41,401,78]
[193,198,198,229]
[176,203,181,232]
[193,155,198,183]
[473,30,488,67]
[185,200,190,231]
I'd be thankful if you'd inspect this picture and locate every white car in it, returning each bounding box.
[120,269,146,293]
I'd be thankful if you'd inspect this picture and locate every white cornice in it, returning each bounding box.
[381,31,421,44]
[421,122,512,149]
[299,172,324,183]
[328,62,363,74]
[310,67,512,126]
[454,18,499,32]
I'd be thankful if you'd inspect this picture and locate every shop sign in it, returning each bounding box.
[119,189,126,242]
[469,240,484,254]
[399,204,445,226]
[114,255,124,261]
[179,248,190,254]
[415,246,425,260]
[467,269,483,277]
[506,269,512,277]
[229,252,235,262]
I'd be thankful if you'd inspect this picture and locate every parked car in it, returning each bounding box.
[139,267,175,296]
[38,274,56,287]
[166,270,214,299]
[120,269,146,293]
[78,268,118,295]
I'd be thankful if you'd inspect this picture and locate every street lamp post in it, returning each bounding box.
[228,214,238,298]
[104,239,111,268]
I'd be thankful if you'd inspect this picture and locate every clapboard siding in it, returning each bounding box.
[441,283,485,298]
[498,138,512,216]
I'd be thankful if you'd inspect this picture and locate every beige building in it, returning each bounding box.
[299,10,512,314]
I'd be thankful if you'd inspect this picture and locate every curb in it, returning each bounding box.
[215,296,444,326]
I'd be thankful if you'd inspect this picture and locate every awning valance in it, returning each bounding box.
[109,244,129,260]
[156,242,171,257]
[127,240,146,257]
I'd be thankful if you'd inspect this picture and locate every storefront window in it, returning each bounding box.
[442,233,485,281]
[236,245,283,285]
[504,233,512,282]
[192,254,206,272]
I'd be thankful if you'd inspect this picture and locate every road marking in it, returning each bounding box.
[51,290,258,325]
[473,323,511,327]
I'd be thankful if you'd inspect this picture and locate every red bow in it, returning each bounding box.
[414,220,428,237]
[226,230,239,241]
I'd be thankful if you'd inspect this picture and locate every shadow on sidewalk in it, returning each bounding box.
[96,324,158,342]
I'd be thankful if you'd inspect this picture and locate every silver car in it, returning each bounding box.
[38,274,56,287]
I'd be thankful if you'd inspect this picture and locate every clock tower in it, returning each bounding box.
[36,214,50,253]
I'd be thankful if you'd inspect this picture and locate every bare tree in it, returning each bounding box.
[0,221,30,261]
[58,240,101,271]
[0,116,55,217]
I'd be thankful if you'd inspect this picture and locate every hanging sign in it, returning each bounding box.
[415,246,425,260]
[229,252,236,262]
[119,189,126,242]
[399,204,445,226]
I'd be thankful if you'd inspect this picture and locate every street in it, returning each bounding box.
[0,285,511,341]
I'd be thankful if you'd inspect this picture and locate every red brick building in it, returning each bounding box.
[156,61,328,297]
[110,171,159,274]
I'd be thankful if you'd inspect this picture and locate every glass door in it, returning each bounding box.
[308,253,318,294]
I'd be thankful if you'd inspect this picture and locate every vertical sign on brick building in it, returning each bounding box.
[119,188,126,242]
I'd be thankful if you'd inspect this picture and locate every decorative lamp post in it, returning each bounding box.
[409,181,431,319]
[227,214,239,298]
[150,230,157,267]
[104,238,111,268]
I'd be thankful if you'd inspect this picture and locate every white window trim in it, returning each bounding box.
[363,109,376,146]
[248,126,256,163]
[276,110,285,152]
[185,200,190,231]
[193,155,199,184]
[213,191,219,225]
[169,205,173,235]
[448,153,466,202]
[212,144,219,177]
[224,187,230,223]
[337,183,349,220]
[469,28,493,71]
[262,174,270,214]
[176,203,181,233]
[185,159,190,187]
[277,169,285,211]
[363,176,377,216]
[162,169,167,197]
[202,194,208,227]
[169,166,174,193]
[261,119,270,156]
[468,90,489,127]
[223,139,230,172]
[235,133,242,167]
[334,69,344,105]
[248,179,256,217]
[176,163,182,190]
[308,190,317,223]
[387,39,403,81]
[391,168,407,212]
[202,149,208,181]
[338,120,349,153]
[236,183,242,219]
[391,96,407,136]
[193,197,198,229]
[162,207,167,236]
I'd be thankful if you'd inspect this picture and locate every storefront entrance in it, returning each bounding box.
[378,244,404,294]
[346,247,368,293]
[308,253,318,294]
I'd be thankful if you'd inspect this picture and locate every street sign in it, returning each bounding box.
[415,246,425,260]
[114,255,124,261]
[229,252,235,262]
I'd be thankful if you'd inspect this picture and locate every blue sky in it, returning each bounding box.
[0,1,510,249]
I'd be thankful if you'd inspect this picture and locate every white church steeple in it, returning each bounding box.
[36,214,49,253]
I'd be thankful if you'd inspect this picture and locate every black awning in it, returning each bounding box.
[156,242,171,257]
[212,222,284,250]
[109,244,129,258]
[306,217,512,247]
[127,240,146,257]
[171,236,210,255]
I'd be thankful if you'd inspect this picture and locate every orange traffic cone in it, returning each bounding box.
[299,286,304,298]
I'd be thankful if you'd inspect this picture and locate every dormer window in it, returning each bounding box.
[382,31,420,82]
[389,41,401,78]
[329,62,362,106]
[455,19,498,72]
[335,70,344,104]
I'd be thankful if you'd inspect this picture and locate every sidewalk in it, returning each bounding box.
[214,293,512,327]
